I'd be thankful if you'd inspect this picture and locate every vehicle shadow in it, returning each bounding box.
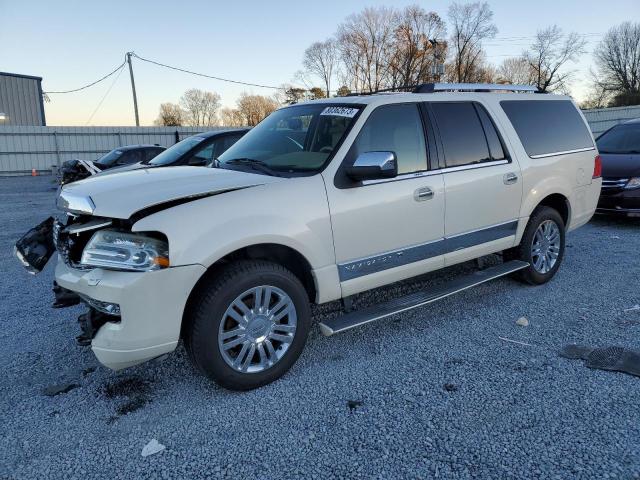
[590,214,640,230]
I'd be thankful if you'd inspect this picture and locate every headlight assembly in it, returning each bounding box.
[80,230,169,272]
[625,177,640,190]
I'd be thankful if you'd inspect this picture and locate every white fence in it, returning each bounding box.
[1,105,639,174]
[582,105,640,136]
[0,126,227,175]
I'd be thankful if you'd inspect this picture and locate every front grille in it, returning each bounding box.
[601,177,629,189]
[53,217,93,269]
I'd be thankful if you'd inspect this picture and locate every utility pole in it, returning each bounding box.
[429,39,440,83]
[126,52,140,126]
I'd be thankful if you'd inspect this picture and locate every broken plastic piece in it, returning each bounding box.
[14,217,56,273]
[52,281,81,308]
[141,439,165,457]
[76,308,110,346]
[559,344,640,377]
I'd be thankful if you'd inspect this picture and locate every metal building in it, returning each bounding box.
[0,72,46,126]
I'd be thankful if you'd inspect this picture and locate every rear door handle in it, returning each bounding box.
[503,172,518,185]
[414,187,434,201]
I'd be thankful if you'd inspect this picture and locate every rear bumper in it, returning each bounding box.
[55,259,206,370]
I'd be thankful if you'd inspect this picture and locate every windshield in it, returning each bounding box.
[217,104,362,175]
[597,123,640,154]
[148,136,206,166]
[96,149,123,166]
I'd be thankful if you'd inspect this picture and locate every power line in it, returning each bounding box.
[85,63,126,125]
[44,60,126,94]
[131,52,283,90]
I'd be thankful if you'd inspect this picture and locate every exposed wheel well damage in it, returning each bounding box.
[536,193,570,227]
[180,244,317,339]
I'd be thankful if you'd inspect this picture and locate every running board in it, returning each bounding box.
[318,260,529,336]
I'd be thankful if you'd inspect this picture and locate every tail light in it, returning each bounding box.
[593,154,602,179]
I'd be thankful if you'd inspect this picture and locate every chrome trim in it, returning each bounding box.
[57,191,96,215]
[417,83,538,93]
[529,147,595,159]
[338,220,519,281]
[66,218,112,234]
[361,160,510,186]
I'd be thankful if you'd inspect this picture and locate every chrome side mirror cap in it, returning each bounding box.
[346,151,398,181]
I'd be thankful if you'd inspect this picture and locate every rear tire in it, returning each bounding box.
[506,206,566,285]
[185,260,311,391]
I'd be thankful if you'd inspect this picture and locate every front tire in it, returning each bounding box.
[506,206,566,285]
[185,260,311,391]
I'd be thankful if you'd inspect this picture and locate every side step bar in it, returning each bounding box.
[318,260,529,336]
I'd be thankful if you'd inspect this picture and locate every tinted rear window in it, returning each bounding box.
[431,102,490,167]
[501,100,593,157]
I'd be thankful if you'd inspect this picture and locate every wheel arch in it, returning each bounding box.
[536,193,571,227]
[181,243,317,339]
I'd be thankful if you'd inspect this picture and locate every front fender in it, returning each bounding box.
[131,175,335,270]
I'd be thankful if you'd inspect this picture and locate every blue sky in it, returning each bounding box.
[1,0,638,126]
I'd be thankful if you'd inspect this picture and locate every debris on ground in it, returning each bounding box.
[347,400,364,412]
[623,305,640,313]
[443,383,458,392]
[141,439,166,457]
[103,377,152,420]
[559,345,640,377]
[515,317,529,327]
[42,383,80,397]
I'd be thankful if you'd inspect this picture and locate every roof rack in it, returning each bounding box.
[413,83,539,93]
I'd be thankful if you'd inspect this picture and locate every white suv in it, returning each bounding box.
[28,83,602,390]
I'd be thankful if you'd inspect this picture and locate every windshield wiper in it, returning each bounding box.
[222,158,283,176]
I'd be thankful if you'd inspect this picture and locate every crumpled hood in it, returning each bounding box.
[59,166,283,219]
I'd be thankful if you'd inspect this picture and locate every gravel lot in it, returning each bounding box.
[2,175,640,479]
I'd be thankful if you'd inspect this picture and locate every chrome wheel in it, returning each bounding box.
[531,220,561,274]
[218,286,297,374]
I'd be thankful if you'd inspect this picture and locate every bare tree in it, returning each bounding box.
[236,93,278,126]
[154,102,183,126]
[308,87,326,100]
[523,25,586,92]
[303,39,338,98]
[179,88,222,126]
[388,5,447,88]
[447,2,497,83]
[337,7,398,92]
[219,107,246,127]
[497,57,536,85]
[592,22,640,106]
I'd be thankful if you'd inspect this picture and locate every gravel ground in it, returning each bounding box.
[1,175,640,479]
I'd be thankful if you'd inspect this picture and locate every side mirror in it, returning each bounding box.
[346,151,398,181]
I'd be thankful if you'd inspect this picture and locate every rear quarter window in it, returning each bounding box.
[500,100,593,158]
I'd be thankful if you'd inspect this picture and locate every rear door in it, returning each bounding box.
[428,101,522,265]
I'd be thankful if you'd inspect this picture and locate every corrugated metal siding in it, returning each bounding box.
[582,105,640,136]
[0,73,45,126]
[0,126,225,174]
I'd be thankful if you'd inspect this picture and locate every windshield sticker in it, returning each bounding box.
[320,106,359,118]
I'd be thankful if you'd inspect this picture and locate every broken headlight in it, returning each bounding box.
[80,230,169,272]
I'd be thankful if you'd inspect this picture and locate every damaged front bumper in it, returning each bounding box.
[55,260,205,370]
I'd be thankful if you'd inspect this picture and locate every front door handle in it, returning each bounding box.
[414,187,434,201]
[503,172,518,185]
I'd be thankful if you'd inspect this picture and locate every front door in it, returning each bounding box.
[324,103,445,296]
[428,101,523,265]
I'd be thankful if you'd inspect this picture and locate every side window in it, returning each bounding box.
[431,102,490,168]
[352,103,427,175]
[214,134,242,158]
[190,143,215,165]
[145,148,163,162]
[118,151,141,165]
[500,100,594,157]
[475,105,506,161]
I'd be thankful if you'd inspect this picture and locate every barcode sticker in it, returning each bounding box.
[320,106,359,118]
